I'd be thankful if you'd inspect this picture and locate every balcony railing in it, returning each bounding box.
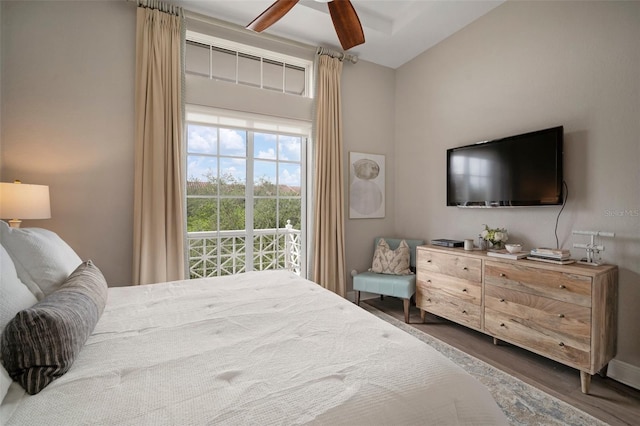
[187,220,302,279]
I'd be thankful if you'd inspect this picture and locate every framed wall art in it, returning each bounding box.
[349,152,385,219]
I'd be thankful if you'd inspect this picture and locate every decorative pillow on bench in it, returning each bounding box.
[0,260,107,395]
[370,238,412,275]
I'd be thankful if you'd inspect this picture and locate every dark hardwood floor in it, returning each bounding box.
[364,297,640,426]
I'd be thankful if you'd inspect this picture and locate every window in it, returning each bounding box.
[185,31,312,97]
[186,107,309,279]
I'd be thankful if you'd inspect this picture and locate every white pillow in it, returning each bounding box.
[0,221,82,300]
[1,366,12,404]
[1,243,38,401]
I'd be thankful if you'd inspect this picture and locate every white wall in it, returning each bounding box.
[395,1,640,384]
[1,0,136,285]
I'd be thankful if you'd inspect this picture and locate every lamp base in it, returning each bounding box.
[8,219,22,228]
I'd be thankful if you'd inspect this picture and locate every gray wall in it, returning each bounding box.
[395,1,639,384]
[342,60,396,288]
[1,1,136,285]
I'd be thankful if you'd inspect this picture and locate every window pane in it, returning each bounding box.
[285,64,305,95]
[187,155,217,193]
[263,59,283,92]
[219,198,245,230]
[188,124,217,154]
[254,133,277,159]
[211,47,236,82]
[186,179,217,197]
[238,53,260,88]
[254,160,277,196]
[254,198,277,229]
[219,128,246,157]
[187,198,217,232]
[279,198,301,228]
[279,135,301,161]
[185,41,209,77]
[279,163,301,194]
[219,158,246,196]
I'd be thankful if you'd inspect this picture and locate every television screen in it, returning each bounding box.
[446,126,563,207]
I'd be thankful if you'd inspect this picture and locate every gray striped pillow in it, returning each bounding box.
[0,260,107,394]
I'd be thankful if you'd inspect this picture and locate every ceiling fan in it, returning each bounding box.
[246,0,365,51]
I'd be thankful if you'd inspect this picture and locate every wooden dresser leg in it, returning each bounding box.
[493,337,499,346]
[580,371,591,394]
[403,299,410,323]
[598,364,609,378]
[355,291,360,305]
[420,309,426,323]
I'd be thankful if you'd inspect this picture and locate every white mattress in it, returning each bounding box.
[2,270,507,425]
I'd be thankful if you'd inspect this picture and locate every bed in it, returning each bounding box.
[0,222,507,425]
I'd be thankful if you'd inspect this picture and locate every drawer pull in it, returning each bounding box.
[500,323,505,327]
[499,273,506,277]
[462,310,467,314]
[427,280,431,283]
[499,298,505,303]
[462,288,468,293]
[559,285,566,289]
[462,266,468,271]
[559,342,565,347]
[558,314,565,318]
[427,260,432,263]
[427,298,432,302]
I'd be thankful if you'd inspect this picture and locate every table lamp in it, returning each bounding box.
[0,180,51,228]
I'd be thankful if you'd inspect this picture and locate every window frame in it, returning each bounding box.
[185,105,310,279]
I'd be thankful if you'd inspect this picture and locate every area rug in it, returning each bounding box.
[362,303,607,426]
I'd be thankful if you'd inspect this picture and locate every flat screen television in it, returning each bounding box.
[446,126,564,207]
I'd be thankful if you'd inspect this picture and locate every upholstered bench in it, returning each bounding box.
[354,237,424,323]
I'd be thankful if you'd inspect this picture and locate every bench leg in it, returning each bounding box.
[403,298,410,323]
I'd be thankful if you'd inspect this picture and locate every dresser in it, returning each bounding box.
[416,245,618,394]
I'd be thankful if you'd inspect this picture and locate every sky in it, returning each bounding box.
[187,124,302,188]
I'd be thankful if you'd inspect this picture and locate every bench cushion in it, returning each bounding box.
[353,271,416,299]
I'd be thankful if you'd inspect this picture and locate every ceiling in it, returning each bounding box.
[174,1,505,69]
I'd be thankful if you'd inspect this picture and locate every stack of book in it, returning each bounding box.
[527,248,575,264]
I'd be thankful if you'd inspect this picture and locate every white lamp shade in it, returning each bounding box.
[0,182,51,220]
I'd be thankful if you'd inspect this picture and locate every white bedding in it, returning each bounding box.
[2,270,507,425]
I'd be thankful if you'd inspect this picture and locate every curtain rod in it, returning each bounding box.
[129,1,358,65]
[133,0,183,16]
[316,47,358,64]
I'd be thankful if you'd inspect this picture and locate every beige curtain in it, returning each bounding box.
[312,55,346,297]
[133,5,185,285]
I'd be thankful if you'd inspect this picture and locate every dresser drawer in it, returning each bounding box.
[485,284,591,341]
[485,261,592,307]
[417,250,481,283]
[416,281,481,329]
[485,307,590,370]
[418,273,481,305]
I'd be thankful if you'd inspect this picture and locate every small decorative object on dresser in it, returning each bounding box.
[480,224,508,250]
[505,243,522,253]
[416,245,618,394]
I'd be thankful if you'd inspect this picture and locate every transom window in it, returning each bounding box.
[185,31,313,97]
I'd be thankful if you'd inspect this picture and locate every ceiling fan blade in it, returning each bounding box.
[247,0,300,33]
[327,0,365,50]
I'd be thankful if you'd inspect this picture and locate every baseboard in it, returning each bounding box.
[607,359,640,391]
